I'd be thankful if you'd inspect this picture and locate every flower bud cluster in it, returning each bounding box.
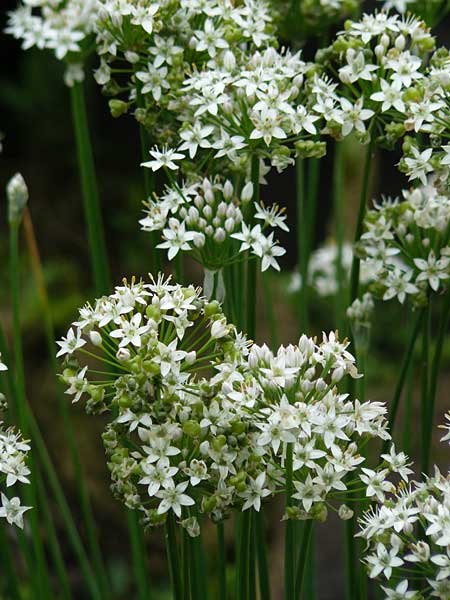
[357,183,450,306]
[59,276,402,530]
[140,176,287,272]
[358,467,450,600]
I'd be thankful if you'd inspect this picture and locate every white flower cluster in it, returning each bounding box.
[288,241,375,298]
[359,467,450,600]
[0,357,32,529]
[357,183,450,306]
[146,45,328,177]
[139,176,287,272]
[317,12,436,145]
[0,425,32,529]
[59,275,404,531]
[94,0,275,136]
[6,0,98,84]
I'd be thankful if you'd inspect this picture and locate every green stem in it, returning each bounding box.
[0,519,21,599]
[262,272,278,350]
[333,142,346,331]
[255,511,271,600]
[348,137,375,308]
[420,303,431,474]
[217,523,227,600]
[35,466,72,600]
[284,444,294,600]
[9,222,52,598]
[127,510,150,600]
[247,156,260,339]
[237,511,252,600]
[344,517,357,600]
[137,87,161,274]
[296,159,307,331]
[166,513,183,600]
[294,520,313,600]
[70,80,110,296]
[23,208,110,598]
[424,291,450,473]
[381,309,424,456]
[182,529,191,600]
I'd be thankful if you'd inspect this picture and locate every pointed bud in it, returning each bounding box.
[7,173,28,226]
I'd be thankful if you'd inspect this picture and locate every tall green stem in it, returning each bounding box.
[381,309,424,456]
[348,137,375,307]
[0,317,101,598]
[284,444,294,600]
[424,291,450,473]
[166,513,183,600]
[294,520,313,600]
[296,159,307,331]
[70,81,110,295]
[246,156,260,339]
[9,222,52,598]
[217,523,227,600]
[127,510,150,600]
[333,142,345,331]
[23,208,110,597]
[255,511,271,600]
[137,106,161,273]
[420,304,431,474]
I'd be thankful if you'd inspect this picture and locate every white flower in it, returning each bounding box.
[56,328,86,357]
[404,147,434,185]
[292,475,323,512]
[141,146,185,171]
[340,98,374,137]
[157,220,196,260]
[381,579,416,599]
[367,539,404,579]
[0,493,31,529]
[0,353,7,371]
[370,79,405,113]
[110,313,150,348]
[156,481,194,517]
[414,251,450,292]
[239,473,271,511]
[252,232,286,272]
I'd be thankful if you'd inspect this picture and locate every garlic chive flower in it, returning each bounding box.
[359,467,450,599]
[140,177,287,273]
[93,0,275,139]
[6,0,98,85]
[316,11,435,146]
[0,424,32,529]
[60,275,397,528]
[357,182,450,306]
[0,353,7,372]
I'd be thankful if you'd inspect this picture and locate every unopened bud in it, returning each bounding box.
[7,173,28,226]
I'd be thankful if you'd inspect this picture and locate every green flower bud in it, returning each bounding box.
[7,173,28,226]
[294,140,326,159]
[109,99,129,118]
[182,420,201,438]
[204,301,221,317]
